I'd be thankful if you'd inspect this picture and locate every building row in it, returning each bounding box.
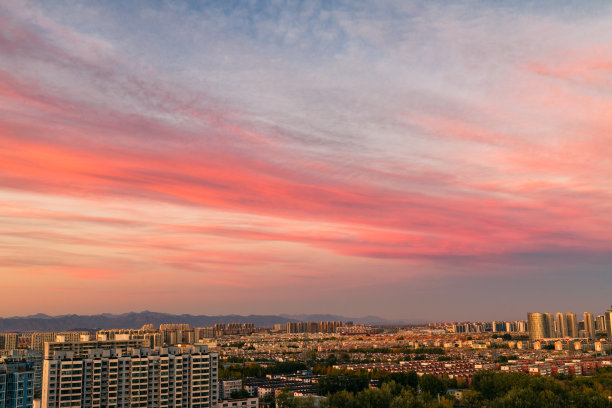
[527,308,612,341]
[451,321,527,333]
[284,322,344,334]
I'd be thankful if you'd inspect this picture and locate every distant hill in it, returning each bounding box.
[0,311,411,332]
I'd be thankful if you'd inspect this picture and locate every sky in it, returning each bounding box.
[1,0,611,321]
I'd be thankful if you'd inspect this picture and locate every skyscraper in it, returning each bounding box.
[596,315,606,333]
[566,313,578,338]
[605,306,612,340]
[584,312,596,340]
[527,313,549,341]
[556,312,568,338]
[544,313,556,338]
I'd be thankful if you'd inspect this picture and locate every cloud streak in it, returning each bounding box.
[1,0,611,318]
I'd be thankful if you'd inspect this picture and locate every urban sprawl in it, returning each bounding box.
[1,307,612,407]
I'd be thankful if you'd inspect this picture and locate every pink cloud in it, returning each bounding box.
[1,2,611,308]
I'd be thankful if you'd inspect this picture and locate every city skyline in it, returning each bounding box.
[1,1,611,320]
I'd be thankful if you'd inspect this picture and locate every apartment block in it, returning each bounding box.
[0,335,18,352]
[218,379,242,401]
[0,362,34,408]
[1,351,43,399]
[218,397,258,408]
[42,343,218,408]
[44,339,146,361]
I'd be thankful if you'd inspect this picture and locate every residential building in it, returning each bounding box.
[605,307,612,340]
[566,313,578,338]
[44,338,146,360]
[219,379,243,400]
[1,351,43,399]
[544,313,556,338]
[596,315,606,333]
[0,335,18,352]
[218,397,258,408]
[0,362,34,408]
[584,312,596,340]
[41,343,218,408]
[555,313,568,338]
[527,313,549,341]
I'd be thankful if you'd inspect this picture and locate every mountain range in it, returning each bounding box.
[0,311,418,332]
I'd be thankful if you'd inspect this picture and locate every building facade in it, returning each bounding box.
[42,343,218,408]
[218,379,243,401]
[565,313,578,338]
[605,307,612,340]
[527,313,549,341]
[218,398,258,408]
[584,312,596,340]
[0,362,34,408]
[555,313,567,338]
[0,335,18,352]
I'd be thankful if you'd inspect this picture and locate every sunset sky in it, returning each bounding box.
[1,0,611,321]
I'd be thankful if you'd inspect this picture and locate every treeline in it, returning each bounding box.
[286,368,612,408]
[461,369,612,408]
[278,375,454,408]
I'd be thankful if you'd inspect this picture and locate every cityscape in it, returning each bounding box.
[2,0,612,407]
[0,306,611,407]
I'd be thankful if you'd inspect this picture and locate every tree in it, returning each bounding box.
[460,390,484,408]
[318,374,369,395]
[327,354,338,366]
[419,375,446,397]
[489,387,540,408]
[390,389,423,408]
[230,389,250,399]
[303,349,318,362]
[382,372,419,389]
[294,396,319,408]
[354,387,393,408]
[276,389,295,408]
[326,390,356,408]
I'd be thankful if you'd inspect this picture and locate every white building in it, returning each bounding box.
[42,343,218,408]
[219,379,243,400]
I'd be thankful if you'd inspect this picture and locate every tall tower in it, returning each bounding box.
[605,306,612,340]
[527,313,549,341]
[544,313,556,338]
[596,315,605,332]
[556,313,568,338]
[584,312,596,340]
[566,313,578,338]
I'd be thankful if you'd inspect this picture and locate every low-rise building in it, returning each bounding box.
[219,397,258,408]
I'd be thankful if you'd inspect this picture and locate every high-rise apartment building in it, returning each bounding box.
[32,332,91,355]
[584,312,596,340]
[44,338,146,360]
[1,350,43,399]
[555,313,567,338]
[566,313,578,338]
[596,315,606,333]
[544,313,556,338]
[0,362,34,408]
[605,306,612,340]
[285,321,343,334]
[527,313,549,341]
[0,334,18,351]
[42,343,218,408]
